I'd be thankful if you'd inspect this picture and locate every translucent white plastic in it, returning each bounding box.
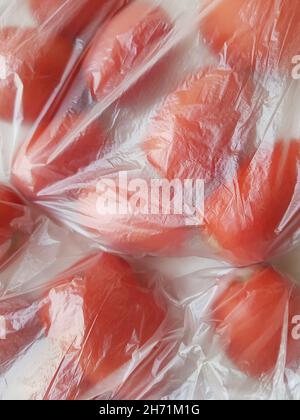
[0,0,300,400]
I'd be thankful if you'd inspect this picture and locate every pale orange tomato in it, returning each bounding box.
[0,185,29,268]
[204,140,300,265]
[30,0,128,39]
[83,1,172,101]
[0,27,73,122]
[39,253,166,399]
[213,266,300,377]
[12,112,105,197]
[200,0,300,73]
[0,295,42,373]
[77,180,191,255]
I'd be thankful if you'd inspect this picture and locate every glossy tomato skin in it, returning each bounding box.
[213,267,300,377]
[39,253,165,400]
[200,0,300,73]
[77,181,191,256]
[83,1,172,101]
[12,112,105,198]
[204,140,300,266]
[0,27,73,123]
[30,0,128,40]
[0,185,28,268]
[144,67,254,189]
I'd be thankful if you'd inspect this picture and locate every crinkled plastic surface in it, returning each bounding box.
[0,0,300,400]
[0,183,42,272]
[0,252,170,400]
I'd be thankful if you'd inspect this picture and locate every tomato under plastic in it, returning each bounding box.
[0,297,42,374]
[200,0,300,73]
[0,27,73,122]
[29,0,128,40]
[77,181,191,255]
[39,253,166,400]
[204,140,300,266]
[12,112,105,198]
[83,0,172,101]
[144,67,254,188]
[213,266,300,377]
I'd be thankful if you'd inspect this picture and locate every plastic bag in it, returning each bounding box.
[0,252,177,400]
[6,0,299,264]
[0,183,41,272]
[155,254,300,400]
[2,246,300,400]
[0,0,300,401]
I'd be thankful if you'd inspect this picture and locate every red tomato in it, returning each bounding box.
[12,112,105,198]
[83,1,172,101]
[144,67,254,187]
[77,180,191,255]
[39,253,166,400]
[0,185,28,268]
[204,140,300,266]
[0,296,42,373]
[213,266,300,377]
[0,27,73,123]
[200,0,300,73]
[30,0,127,40]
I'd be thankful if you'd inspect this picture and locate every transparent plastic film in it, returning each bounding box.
[0,0,299,401]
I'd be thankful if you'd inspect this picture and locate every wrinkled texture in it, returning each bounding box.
[144,66,255,187]
[76,176,194,254]
[213,266,300,377]
[0,184,38,269]
[0,253,167,400]
[39,253,166,400]
[0,27,73,122]
[0,0,300,402]
[204,141,300,265]
[13,112,105,197]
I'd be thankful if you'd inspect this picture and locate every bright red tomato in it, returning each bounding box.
[144,67,254,187]
[200,0,300,73]
[213,266,300,377]
[77,180,191,255]
[12,112,105,198]
[0,27,73,123]
[39,253,166,400]
[30,0,127,40]
[0,185,28,269]
[83,1,172,101]
[204,140,300,266]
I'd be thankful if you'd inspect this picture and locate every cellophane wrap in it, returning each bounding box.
[0,0,300,400]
